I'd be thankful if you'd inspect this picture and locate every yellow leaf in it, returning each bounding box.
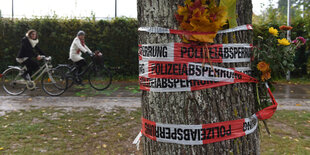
[223,35,228,44]
[185,0,191,6]
[102,144,107,148]
[0,147,3,150]
[220,0,237,28]
[180,22,193,31]
[296,104,302,106]
[177,0,228,43]
[177,6,190,22]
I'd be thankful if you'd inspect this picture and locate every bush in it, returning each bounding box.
[253,20,310,78]
[0,17,138,77]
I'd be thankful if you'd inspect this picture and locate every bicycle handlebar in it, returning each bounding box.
[40,55,52,61]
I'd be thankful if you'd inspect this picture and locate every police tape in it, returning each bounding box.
[133,83,277,146]
[140,114,258,145]
[139,61,256,92]
[139,43,252,63]
[139,65,253,92]
[139,61,255,92]
[139,76,255,92]
[139,61,255,80]
[138,24,253,35]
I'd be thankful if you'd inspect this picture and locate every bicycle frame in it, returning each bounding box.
[76,62,94,77]
[15,58,56,85]
[30,62,49,81]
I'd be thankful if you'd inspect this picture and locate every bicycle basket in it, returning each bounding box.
[93,51,103,65]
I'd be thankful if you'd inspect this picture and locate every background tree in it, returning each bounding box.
[138,0,259,154]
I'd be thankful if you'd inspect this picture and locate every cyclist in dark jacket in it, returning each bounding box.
[16,29,45,79]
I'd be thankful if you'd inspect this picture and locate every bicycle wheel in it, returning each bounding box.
[41,68,67,96]
[55,65,74,89]
[88,65,112,91]
[2,68,26,95]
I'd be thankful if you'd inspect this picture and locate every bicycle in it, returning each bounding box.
[57,51,112,91]
[1,56,67,96]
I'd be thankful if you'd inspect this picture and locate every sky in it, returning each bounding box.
[0,0,278,19]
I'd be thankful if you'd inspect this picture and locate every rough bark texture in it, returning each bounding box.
[138,0,259,154]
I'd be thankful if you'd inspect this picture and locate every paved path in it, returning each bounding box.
[0,84,309,116]
[0,96,140,116]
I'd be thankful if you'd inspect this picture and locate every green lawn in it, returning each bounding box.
[260,110,310,155]
[0,109,309,154]
[0,108,142,154]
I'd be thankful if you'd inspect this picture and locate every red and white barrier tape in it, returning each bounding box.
[138,25,253,35]
[139,43,252,63]
[139,61,256,92]
[133,83,277,146]
[217,25,253,34]
[140,61,255,81]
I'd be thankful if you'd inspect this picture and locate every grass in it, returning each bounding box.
[0,109,309,154]
[74,84,120,97]
[0,108,142,154]
[260,110,310,154]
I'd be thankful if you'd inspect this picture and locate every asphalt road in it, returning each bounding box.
[0,83,309,116]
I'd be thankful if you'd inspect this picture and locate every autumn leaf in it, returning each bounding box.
[184,0,192,6]
[180,22,193,31]
[220,0,237,28]
[176,0,228,43]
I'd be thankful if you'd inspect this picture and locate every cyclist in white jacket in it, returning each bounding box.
[69,31,93,83]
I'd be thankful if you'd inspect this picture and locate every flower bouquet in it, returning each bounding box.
[253,26,306,82]
[252,26,306,108]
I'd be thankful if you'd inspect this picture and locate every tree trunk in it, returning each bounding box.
[138,0,258,154]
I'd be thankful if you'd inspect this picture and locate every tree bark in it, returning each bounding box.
[138,0,259,154]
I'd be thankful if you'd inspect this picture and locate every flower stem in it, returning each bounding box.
[256,83,271,136]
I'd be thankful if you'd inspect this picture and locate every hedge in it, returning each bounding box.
[1,17,308,78]
[0,17,138,77]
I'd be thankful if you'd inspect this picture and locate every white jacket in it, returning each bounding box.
[69,37,92,62]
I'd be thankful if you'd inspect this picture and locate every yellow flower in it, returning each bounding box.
[257,61,270,72]
[269,27,278,37]
[261,71,271,81]
[278,38,290,46]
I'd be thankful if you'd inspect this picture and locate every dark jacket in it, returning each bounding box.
[17,37,45,58]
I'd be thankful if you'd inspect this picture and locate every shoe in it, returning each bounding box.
[75,77,84,86]
[76,79,84,86]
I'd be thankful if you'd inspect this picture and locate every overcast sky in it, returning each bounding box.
[0,0,278,18]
